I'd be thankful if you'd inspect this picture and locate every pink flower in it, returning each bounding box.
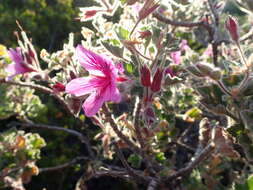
[5,48,34,80]
[170,40,189,65]
[170,51,181,65]
[203,45,213,57]
[66,45,121,117]
[179,40,189,51]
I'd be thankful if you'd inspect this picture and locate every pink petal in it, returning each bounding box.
[83,91,105,117]
[8,48,23,64]
[75,45,114,77]
[107,83,121,103]
[5,62,30,80]
[66,77,102,97]
[170,51,181,65]
[179,40,189,51]
[83,83,121,117]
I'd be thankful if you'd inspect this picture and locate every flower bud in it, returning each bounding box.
[195,63,221,80]
[151,68,163,92]
[52,82,66,92]
[209,68,221,81]
[79,9,98,21]
[139,30,152,39]
[186,65,205,77]
[196,63,214,76]
[140,65,151,87]
[225,16,239,42]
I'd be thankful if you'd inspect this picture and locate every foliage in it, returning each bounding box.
[0,128,46,190]
[2,0,253,189]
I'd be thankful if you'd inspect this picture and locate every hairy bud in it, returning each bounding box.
[225,16,239,42]
[151,68,163,92]
[140,65,151,87]
[139,30,152,39]
[52,82,66,92]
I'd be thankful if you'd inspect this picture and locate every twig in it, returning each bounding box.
[216,80,233,97]
[114,143,149,183]
[13,122,95,159]
[14,122,85,143]
[133,97,145,149]
[165,143,214,181]
[211,43,219,66]
[103,105,141,153]
[153,11,205,28]
[153,11,213,40]
[147,180,158,190]
[103,105,162,172]
[0,79,74,117]
[133,97,157,173]
[39,156,89,173]
[93,170,131,180]
[207,0,219,26]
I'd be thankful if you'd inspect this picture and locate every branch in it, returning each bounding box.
[39,156,89,173]
[103,105,162,172]
[153,11,213,34]
[93,170,131,180]
[207,0,219,26]
[153,12,204,27]
[147,180,158,190]
[153,11,213,40]
[103,105,141,153]
[0,79,74,117]
[114,143,150,184]
[165,143,214,181]
[14,122,85,142]
[133,97,145,150]
[133,97,157,173]
[13,121,95,159]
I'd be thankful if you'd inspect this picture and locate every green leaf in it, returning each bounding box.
[127,154,142,168]
[120,0,127,5]
[101,41,124,58]
[184,107,202,119]
[124,63,133,74]
[155,152,166,163]
[116,26,129,40]
[247,175,253,190]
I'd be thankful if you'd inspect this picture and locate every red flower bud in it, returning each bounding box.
[151,68,163,92]
[225,16,239,42]
[52,82,65,92]
[140,65,151,87]
[116,76,128,82]
[84,10,97,19]
[139,30,152,39]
